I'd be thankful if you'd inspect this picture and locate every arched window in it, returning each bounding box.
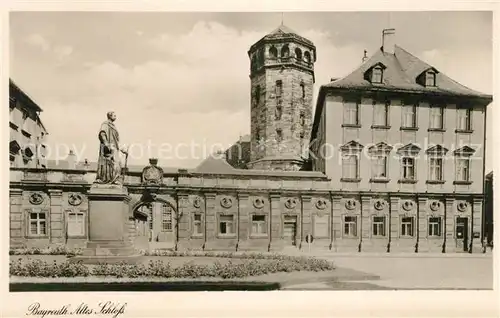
[257,48,265,66]
[300,82,305,99]
[276,129,283,142]
[281,45,290,58]
[304,51,311,64]
[275,105,282,120]
[255,85,261,105]
[295,48,302,61]
[269,46,278,59]
[161,203,173,232]
[251,55,257,71]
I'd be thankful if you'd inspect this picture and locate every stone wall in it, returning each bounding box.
[9,168,484,253]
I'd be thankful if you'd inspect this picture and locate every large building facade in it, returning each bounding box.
[9,80,48,169]
[9,27,492,253]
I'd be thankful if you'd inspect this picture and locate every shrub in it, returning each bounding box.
[10,254,334,279]
[9,258,89,277]
[9,246,84,256]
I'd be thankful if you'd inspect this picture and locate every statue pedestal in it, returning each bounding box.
[70,184,142,264]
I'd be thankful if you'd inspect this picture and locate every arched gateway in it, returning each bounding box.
[133,199,177,249]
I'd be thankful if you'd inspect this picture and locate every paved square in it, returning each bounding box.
[317,253,493,289]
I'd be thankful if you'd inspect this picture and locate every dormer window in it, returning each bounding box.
[417,68,439,87]
[364,63,386,84]
[425,71,436,87]
[372,67,383,83]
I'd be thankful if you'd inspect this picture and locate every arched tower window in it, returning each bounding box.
[258,48,265,66]
[295,48,302,61]
[251,55,257,72]
[275,80,283,97]
[255,85,261,105]
[281,45,290,58]
[269,46,278,59]
[275,105,282,120]
[276,129,283,142]
[304,51,311,64]
[300,82,305,99]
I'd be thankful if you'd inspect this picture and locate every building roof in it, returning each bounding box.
[323,46,492,99]
[249,24,315,53]
[9,79,43,113]
[194,154,237,174]
[311,43,493,141]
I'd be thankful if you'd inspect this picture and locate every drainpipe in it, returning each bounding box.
[387,193,391,253]
[480,107,488,253]
[358,194,362,253]
[415,193,419,253]
[442,194,447,253]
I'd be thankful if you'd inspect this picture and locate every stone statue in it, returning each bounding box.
[95,111,128,185]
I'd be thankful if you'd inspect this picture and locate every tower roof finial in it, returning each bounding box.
[281,12,284,25]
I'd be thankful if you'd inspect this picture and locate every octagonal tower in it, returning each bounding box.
[247,25,316,171]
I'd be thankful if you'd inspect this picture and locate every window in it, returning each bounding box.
[276,129,283,142]
[401,217,414,237]
[314,215,329,237]
[67,212,85,237]
[428,217,442,236]
[299,112,305,126]
[402,105,417,128]
[161,204,173,232]
[372,216,386,236]
[275,105,282,120]
[342,154,359,179]
[254,85,261,105]
[372,67,383,83]
[269,46,278,59]
[371,156,387,178]
[343,216,357,237]
[193,214,202,235]
[456,157,470,182]
[275,80,283,97]
[145,204,153,230]
[29,211,47,236]
[429,158,443,181]
[281,45,290,58]
[300,83,305,98]
[429,106,444,129]
[457,108,471,131]
[373,101,389,126]
[425,71,436,86]
[251,215,267,235]
[304,51,311,64]
[219,215,235,235]
[295,47,302,60]
[343,101,359,125]
[402,157,416,180]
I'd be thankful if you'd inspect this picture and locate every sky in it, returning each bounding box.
[9,11,493,171]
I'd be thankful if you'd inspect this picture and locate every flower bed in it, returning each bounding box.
[10,254,335,279]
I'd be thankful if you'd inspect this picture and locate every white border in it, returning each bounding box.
[1,1,499,317]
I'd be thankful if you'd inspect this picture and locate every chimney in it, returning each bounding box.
[362,50,368,63]
[382,28,396,54]
[67,150,76,169]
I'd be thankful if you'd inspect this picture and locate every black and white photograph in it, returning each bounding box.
[3,4,498,317]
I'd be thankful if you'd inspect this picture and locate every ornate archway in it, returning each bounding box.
[133,199,177,248]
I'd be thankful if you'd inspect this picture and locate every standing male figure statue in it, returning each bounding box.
[95,111,128,185]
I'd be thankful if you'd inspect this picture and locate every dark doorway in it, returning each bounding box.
[456,217,469,252]
[283,216,297,246]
